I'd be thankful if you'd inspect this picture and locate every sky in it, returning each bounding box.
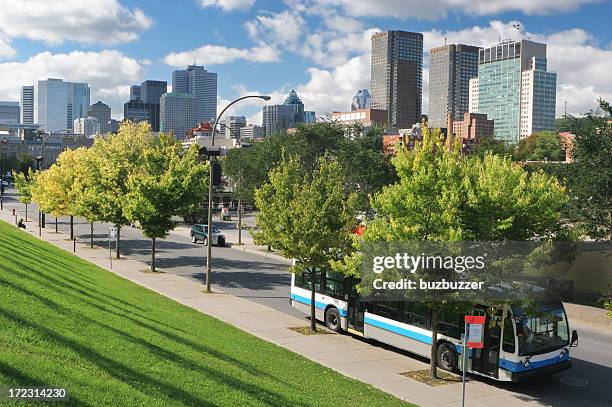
[0,0,611,123]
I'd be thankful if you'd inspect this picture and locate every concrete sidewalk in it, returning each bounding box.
[0,208,583,406]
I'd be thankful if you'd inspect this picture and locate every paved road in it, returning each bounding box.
[2,187,612,406]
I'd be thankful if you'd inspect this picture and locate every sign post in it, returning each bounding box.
[109,227,117,269]
[462,315,486,407]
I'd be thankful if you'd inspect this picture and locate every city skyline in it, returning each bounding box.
[0,1,609,125]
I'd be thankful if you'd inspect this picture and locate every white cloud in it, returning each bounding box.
[0,50,143,119]
[244,10,306,50]
[198,0,255,12]
[163,44,280,66]
[0,0,152,45]
[315,0,598,20]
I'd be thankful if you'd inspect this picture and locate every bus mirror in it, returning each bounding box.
[570,330,578,347]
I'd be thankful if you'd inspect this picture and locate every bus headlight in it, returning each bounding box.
[559,349,568,359]
[523,360,531,368]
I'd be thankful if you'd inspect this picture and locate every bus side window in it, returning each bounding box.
[295,272,306,289]
[402,303,429,329]
[502,317,516,353]
[324,270,345,299]
[302,269,322,292]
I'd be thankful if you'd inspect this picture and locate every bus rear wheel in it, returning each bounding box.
[325,307,342,333]
[437,342,458,372]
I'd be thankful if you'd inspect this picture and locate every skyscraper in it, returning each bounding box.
[371,31,423,129]
[172,65,217,123]
[140,80,166,131]
[34,79,68,132]
[160,92,197,140]
[220,116,246,139]
[88,101,111,134]
[283,89,305,124]
[263,105,294,135]
[351,89,372,111]
[66,82,90,130]
[73,116,99,137]
[428,44,480,130]
[0,101,20,124]
[475,40,556,143]
[20,86,34,124]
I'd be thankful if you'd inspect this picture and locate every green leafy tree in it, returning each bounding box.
[514,131,565,162]
[13,168,34,221]
[334,125,568,378]
[253,155,358,332]
[562,99,612,240]
[124,134,208,272]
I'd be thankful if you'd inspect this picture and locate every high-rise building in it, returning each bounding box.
[351,89,372,111]
[160,92,197,140]
[283,89,305,124]
[66,82,90,130]
[20,86,34,124]
[468,78,479,113]
[220,116,246,139]
[123,100,150,124]
[141,80,167,105]
[262,89,308,135]
[73,116,100,137]
[88,101,111,134]
[475,40,556,143]
[34,79,68,132]
[371,30,423,128]
[262,104,294,135]
[428,44,480,130]
[0,101,20,124]
[239,124,264,140]
[130,85,141,101]
[172,65,217,123]
[109,118,120,133]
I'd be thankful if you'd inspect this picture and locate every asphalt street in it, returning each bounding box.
[2,186,611,406]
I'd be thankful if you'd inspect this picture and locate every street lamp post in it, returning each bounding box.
[218,122,245,245]
[205,95,270,292]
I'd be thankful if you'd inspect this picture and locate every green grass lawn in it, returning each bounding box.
[0,220,411,406]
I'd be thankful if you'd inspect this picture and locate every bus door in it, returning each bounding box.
[471,308,502,378]
[346,280,364,331]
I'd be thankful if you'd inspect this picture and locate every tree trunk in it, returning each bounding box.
[116,225,121,259]
[238,198,242,245]
[55,217,58,233]
[310,268,317,332]
[430,309,439,379]
[90,221,94,248]
[151,237,156,273]
[25,203,28,222]
[69,215,74,240]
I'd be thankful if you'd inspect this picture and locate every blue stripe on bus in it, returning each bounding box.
[499,352,569,372]
[290,293,347,317]
[364,316,432,345]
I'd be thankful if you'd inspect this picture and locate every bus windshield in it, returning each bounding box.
[515,305,569,356]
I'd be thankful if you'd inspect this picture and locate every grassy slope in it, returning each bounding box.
[0,220,411,406]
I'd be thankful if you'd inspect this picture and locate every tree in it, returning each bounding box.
[13,168,34,221]
[514,131,565,162]
[253,155,358,332]
[123,133,208,272]
[85,121,153,258]
[333,125,568,378]
[30,148,86,240]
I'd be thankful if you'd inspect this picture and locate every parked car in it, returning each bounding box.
[190,224,226,246]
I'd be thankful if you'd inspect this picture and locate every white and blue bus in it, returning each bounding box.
[290,270,578,382]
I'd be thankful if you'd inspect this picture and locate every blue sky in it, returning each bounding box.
[0,0,611,122]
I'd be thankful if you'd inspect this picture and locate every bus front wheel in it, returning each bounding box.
[325,307,342,333]
[436,342,458,372]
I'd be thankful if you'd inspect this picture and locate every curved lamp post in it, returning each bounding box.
[205,95,270,292]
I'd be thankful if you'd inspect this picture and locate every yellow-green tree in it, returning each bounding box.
[13,168,35,221]
[83,121,153,257]
[123,133,208,272]
[31,148,86,240]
